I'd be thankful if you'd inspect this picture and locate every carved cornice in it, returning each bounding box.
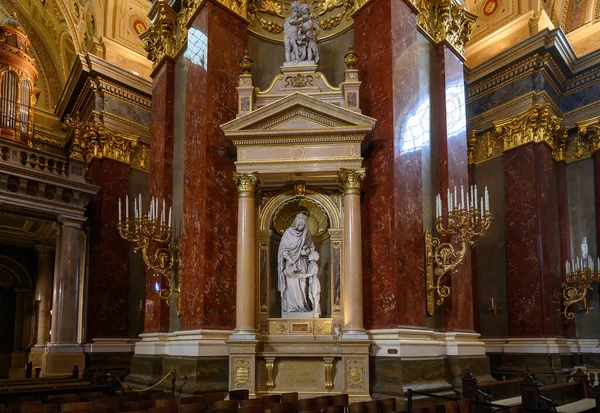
[338,168,366,195]
[141,0,178,66]
[578,117,600,156]
[415,0,477,55]
[233,172,259,197]
[64,113,139,166]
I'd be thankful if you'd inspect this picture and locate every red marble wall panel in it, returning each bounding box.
[436,45,473,332]
[535,144,563,337]
[504,143,562,337]
[557,161,574,338]
[469,164,481,333]
[180,4,246,331]
[146,59,175,333]
[86,158,130,340]
[354,0,426,329]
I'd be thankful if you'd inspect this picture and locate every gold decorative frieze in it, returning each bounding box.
[494,104,563,158]
[415,0,477,55]
[141,0,178,65]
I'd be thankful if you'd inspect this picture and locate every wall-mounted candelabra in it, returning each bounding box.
[117,195,183,317]
[425,185,492,316]
[553,256,599,322]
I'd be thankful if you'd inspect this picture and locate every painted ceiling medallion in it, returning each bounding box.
[482,0,499,16]
[248,0,353,43]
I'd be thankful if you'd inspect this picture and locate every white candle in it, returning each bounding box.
[134,198,138,219]
[485,186,489,212]
[168,207,172,228]
[162,199,166,223]
[466,191,470,212]
[139,193,142,217]
[480,198,484,219]
[118,198,121,222]
[470,185,474,208]
[454,186,457,209]
[447,189,451,211]
[474,185,478,209]
[150,197,154,220]
[449,193,453,211]
[126,195,129,219]
[566,260,569,275]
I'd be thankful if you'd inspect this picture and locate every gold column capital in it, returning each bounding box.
[233,172,259,197]
[339,168,366,195]
[578,117,600,155]
[467,129,477,165]
[415,0,477,55]
[494,104,564,159]
[141,0,177,66]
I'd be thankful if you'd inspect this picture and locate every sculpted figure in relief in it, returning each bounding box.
[277,213,321,316]
[283,0,320,66]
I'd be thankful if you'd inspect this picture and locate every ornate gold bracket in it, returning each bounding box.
[426,187,492,316]
[117,200,183,317]
[324,357,334,391]
[265,357,275,391]
[553,259,599,323]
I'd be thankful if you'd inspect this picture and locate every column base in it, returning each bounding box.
[341,328,369,340]
[41,344,85,377]
[229,329,259,341]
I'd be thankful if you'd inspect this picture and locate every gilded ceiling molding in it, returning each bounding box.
[141,0,178,66]
[415,0,478,55]
[64,113,139,166]
[493,104,565,161]
[578,116,600,155]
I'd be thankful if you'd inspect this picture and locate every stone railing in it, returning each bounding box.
[0,141,97,217]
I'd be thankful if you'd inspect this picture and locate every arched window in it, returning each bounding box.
[6,35,16,47]
[19,80,30,134]
[1,71,18,129]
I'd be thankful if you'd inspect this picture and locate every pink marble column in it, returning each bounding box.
[50,216,85,344]
[34,246,53,346]
[179,3,246,331]
[354,0,428,329]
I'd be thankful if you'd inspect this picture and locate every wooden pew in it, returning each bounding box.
[521,370,599,413]
[462,372,523,409]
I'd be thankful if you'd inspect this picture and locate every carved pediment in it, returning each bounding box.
[221,93,376,140]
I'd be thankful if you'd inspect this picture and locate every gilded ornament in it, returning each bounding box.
[343,45,358,69]
[141,0,177,66]
[240,50,254,73]
[578,117,600,155]
[347,360,363,389]
[273,197,329,237]
[494,104,563,157]
[64,112,84,161]
[235,359,250,388]
[339,167,366,194]
[414,0,477,55]
[467,129,476,165]
[233,172,259,196]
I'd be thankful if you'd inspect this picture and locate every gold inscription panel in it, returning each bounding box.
[274,358,326,391]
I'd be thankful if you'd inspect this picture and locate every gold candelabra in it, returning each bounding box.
[117,194,183,317]
[425,185,492,316]
[553,256,599,322]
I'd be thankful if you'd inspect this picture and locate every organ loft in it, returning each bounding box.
[0,0,600,411]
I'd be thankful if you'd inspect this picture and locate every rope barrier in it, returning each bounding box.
[108,369,174,393]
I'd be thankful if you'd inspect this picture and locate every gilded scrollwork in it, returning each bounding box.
[140,0,177,65]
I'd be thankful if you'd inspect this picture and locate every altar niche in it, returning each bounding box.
[260,189,342,332]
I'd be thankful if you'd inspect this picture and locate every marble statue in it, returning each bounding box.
[283,0,320,66]
[277,213,321,316]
